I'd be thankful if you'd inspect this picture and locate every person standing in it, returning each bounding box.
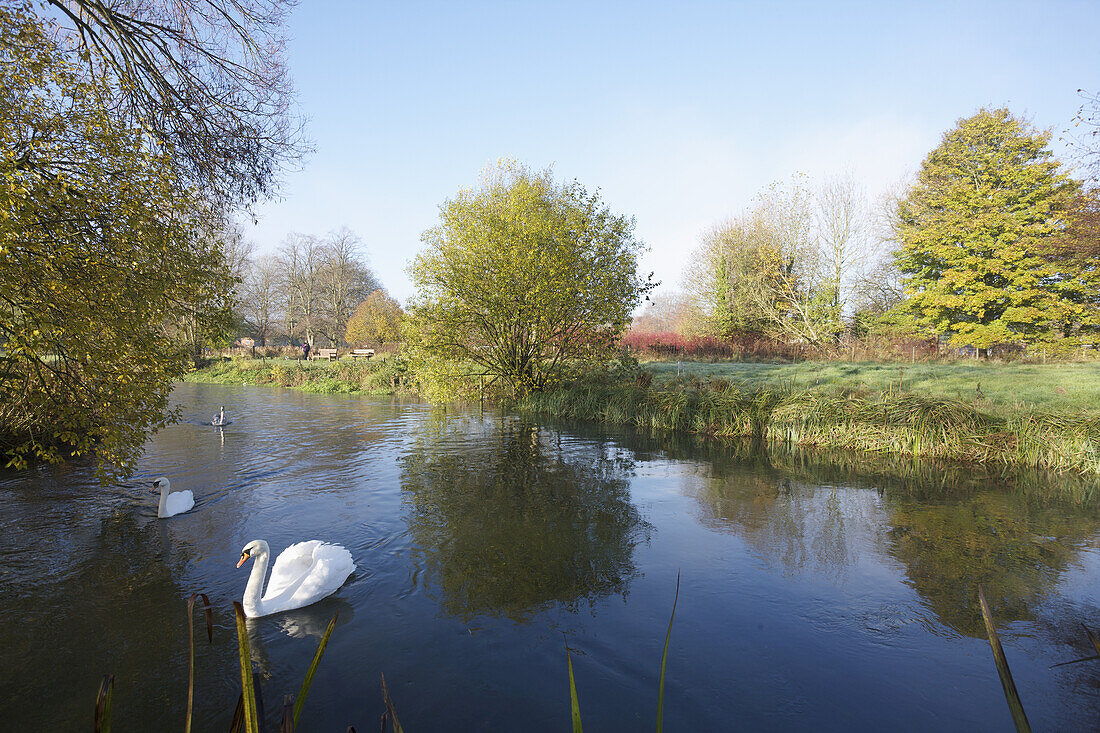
[301,342,311,360]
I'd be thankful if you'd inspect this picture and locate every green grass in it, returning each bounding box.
[644,360,1100,412]
[182,356,409,395]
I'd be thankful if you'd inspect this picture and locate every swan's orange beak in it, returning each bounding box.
[237,551,250,568]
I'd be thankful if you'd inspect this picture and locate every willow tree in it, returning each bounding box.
[0,7,234,476]
[407,163,654,398]
[894,108,1082,352]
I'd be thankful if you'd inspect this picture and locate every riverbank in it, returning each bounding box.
[182,356,408,395]
[185,357,1100,476]
[517,365,1100,477]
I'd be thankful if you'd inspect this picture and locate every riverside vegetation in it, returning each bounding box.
[183,356,410,395]
[185,355,1100,478]
[517,357,1100,479]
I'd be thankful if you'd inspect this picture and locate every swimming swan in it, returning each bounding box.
[212,406,232,426]
[237,540,356,618]
[153,477,195,518]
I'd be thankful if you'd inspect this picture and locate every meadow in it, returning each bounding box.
[642,360,1100,412]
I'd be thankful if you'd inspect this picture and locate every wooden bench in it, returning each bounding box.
[350,349,375,359]
[311,348,339,361]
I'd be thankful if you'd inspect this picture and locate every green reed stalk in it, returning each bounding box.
[656,572,680,733]
[292,612,338,727]
[233,602,261,733]
[978,584,1031,733]
[185,592,213,733]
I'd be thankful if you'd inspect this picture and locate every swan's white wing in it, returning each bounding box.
[285,543,355,609]
[164,490,194,517]
[263,540,324,600]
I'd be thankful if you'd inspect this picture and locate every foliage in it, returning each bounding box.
[894,108,1090,351]
[407,162,655,397]
[345,289,403,348]
[184,356,409,395]
[0,7,235,477]
[684,177,857,345]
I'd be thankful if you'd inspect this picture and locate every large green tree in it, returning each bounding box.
[0,7,233,476]
[894,108,1088,351]
[407,163,654,397]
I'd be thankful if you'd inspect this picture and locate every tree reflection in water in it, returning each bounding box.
[628,430,1100,638]
[400,413,650,621]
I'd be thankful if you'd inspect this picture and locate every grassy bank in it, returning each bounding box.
[643,360,1100,411]
[182,356,409,395]
[518,366,1100,477]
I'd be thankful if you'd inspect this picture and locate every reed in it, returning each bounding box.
[978,584,1032,733]
[566,573,680,731]
[96,593,354,731]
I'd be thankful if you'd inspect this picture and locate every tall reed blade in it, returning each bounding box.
[233,602,261,733]
[292,611,338,727]
[656,571,680,733]
[229,693,244,733]
[567,644,583,733]
[1083,624,1100,657]
[1050,624,1100,668]
[380,672,404,733]
[186,592,213,733]
[94,674,115,733]
[253,672,267,733]
[280,695,294,733]
[977,584,1031,733]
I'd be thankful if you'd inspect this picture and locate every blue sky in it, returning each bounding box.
[246,0,1100,303]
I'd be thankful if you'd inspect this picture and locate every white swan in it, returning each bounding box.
[236,539,356,618]
[153,477,195,518]
[211,406,232,426]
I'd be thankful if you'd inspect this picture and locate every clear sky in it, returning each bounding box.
[246,0,1100,304]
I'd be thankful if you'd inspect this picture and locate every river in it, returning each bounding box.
[1,381,1099,730]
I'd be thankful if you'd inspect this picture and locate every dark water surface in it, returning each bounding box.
[2,382,1100,731]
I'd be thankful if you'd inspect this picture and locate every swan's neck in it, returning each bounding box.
[157,484,169,518]
[243,551,269,616]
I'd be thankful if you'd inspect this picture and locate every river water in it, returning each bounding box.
[2,382,1100,731]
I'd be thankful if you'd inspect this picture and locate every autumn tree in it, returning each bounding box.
[684,178,854,344]
[407,162,655,397]
[346,290,403,349]
[894,108,1082,352]
[0,6,234,475]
